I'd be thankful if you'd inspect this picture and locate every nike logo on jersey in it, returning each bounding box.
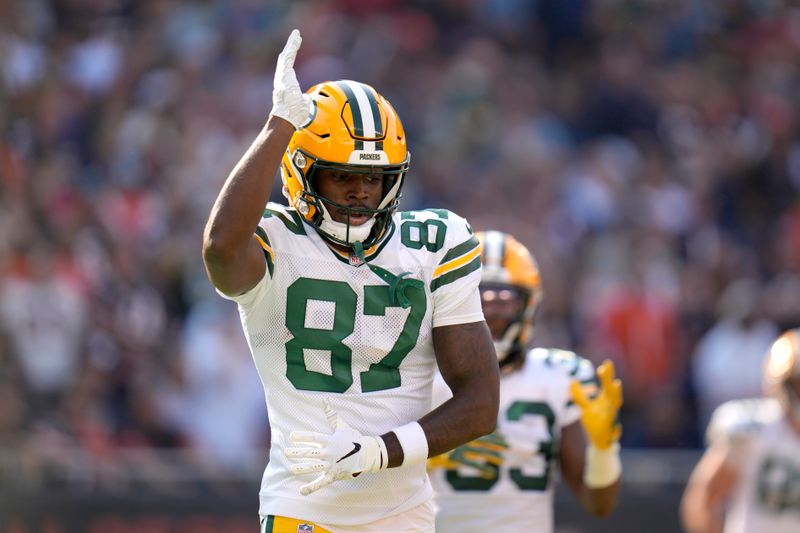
[336,442,361,462]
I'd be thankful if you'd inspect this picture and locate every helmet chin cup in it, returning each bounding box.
[494,322,521,366]
[318,202,376,244]
[494,339,512,363]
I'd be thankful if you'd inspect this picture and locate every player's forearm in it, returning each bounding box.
[682,508,724,533]
[380,340,499,469]
[414,321,500,461]
[419,391,498,457]
[578,480,621,517]
[203,117,293,260]
[379,386,498,469]
[380,395,497,470]
[681,490,725,533]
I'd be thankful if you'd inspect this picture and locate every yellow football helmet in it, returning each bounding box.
[764,328,800,424]
[476,231,543,367]
[280,80,410,248]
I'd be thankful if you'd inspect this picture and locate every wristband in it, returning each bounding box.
[393,422,429,467]
[374,435,389,471]
[584,442,621,488]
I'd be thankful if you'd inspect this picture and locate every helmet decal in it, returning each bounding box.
[335,80,385,151]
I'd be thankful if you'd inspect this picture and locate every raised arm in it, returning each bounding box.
[559,421,620,517]
[680,446,739,533]
[560,360,622,517]
[202,30,310,296]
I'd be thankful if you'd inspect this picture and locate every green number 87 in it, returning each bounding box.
[285,277,426,393]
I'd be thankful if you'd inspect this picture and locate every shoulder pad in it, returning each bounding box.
[262,203,307,235]
[528,348,596,383]
[397,208,458,222]
[706,398,782,446]
[399,209,479,292]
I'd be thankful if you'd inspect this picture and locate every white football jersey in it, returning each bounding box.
[220,204,484,526]
[707,398,800,533]
[430,348,595,533]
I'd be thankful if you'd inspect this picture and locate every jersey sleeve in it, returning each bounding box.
[705,398,779,453]
[214,215,276,308]
[429,211,484,328]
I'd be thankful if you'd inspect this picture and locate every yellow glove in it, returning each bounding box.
[427,432,508,479]
[570,360,623,450]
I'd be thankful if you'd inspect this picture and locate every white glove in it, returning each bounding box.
[270,29,313,129]
[284,403,389,496]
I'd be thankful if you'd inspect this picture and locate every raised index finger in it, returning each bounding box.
[597,360,616,390]
[277,29,302,69]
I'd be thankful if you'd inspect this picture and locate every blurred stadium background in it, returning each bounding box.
[1,0,799,531]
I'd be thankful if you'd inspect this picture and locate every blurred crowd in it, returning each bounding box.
[1,0,800,477]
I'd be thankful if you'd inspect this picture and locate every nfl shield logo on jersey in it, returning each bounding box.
[297,524,314,533]
[348,252,364,267]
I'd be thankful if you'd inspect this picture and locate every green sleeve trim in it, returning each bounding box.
[262,207,306,235]
[440,235,479,264]
[430,255,481,292]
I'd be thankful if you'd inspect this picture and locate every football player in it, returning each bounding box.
[428,231,622,532]
[681,328,800,533]
[202,30,499,533]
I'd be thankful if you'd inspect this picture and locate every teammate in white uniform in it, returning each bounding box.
[429,231,622,532]
[682,328,800,533]
[202,31,499,532]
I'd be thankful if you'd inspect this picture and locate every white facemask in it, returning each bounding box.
[318,202,376,244]
[494,323,521,364]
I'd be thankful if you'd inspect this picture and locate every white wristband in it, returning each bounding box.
[374,435,389,472]
[393,422,429,467]
[584,442,621,488]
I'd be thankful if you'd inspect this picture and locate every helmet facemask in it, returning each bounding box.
[480,283,534,367]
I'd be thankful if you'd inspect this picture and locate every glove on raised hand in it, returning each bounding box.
[570,360,623,450]
[269,29,313,129]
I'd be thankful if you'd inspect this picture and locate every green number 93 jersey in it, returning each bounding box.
[218,203,484,526]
